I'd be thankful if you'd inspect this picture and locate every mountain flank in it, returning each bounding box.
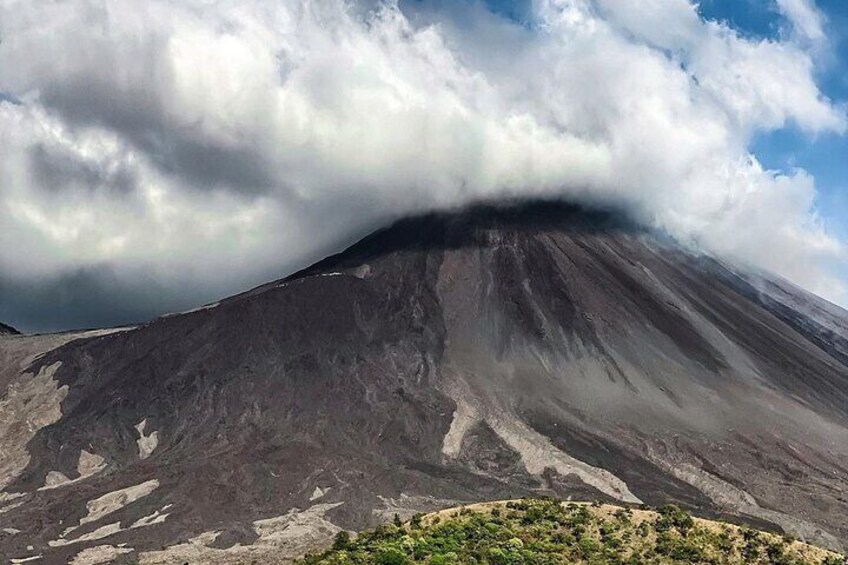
[1,201,847,564]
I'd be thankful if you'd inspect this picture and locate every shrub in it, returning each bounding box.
[332,530,351,551]
[376,547,408,565]
[614,508,632,524]
[410,513,423,529]
[487,547,508,565]
[656,505,694,533]
[576,534,601,558]
[654,531,703,561]
[523,506,545,524]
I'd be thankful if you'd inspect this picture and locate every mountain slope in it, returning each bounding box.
[1,202,847,564]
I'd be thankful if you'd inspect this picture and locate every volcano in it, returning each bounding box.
[2,202,847,564]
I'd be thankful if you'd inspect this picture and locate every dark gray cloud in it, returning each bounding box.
[0,91,22,105]
[0,210,388,334]
[28,143,138,194]
[0,264,285,334]
[39,76,279,194]
[0,268,186,333]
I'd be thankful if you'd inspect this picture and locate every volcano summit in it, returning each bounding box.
[1,202,848,563]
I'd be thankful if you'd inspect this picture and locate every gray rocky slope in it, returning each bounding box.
[2,202,848,563]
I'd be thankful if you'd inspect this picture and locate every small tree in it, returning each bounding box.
[393,513,403,527]
[332,530,351,551]
[656,504,694,533]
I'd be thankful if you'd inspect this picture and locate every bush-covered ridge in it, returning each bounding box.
[298,498,846,565]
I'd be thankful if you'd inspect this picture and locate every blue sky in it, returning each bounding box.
[707,0,848,284]
[702,1,848,236]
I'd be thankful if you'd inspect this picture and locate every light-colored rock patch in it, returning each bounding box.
[190,531,222,546]
[440,380,640,504]
[10,555,42,563]
[0,491,25,503]
[0,500,24,514]
[42,470,71,489]
[70,545,134,565]
[310,486,328,501]
[1,328,131,493]
[78,450,107,477]
[3,527,21,534]
[0,362,67,490]
[53,503,171,547]
[138,503,343,565]
[489,412,642,504]
[133,531,222,565]
[51,495,169,548]
[80,479,160,527]
[56,479,160,542]
[252,503,343,546]
[131,505,171,528]
[0,492,26,514]
[49,523,123,547]
[441,397,480,459]
[135,420,159,460]
[39,450,106,491]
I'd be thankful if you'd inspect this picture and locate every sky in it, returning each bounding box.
[0,0,846,333]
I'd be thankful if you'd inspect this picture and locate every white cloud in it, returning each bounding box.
[776,0,826,44]
[0,0,846,323]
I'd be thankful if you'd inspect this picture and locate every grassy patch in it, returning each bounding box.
[297,498,845,564]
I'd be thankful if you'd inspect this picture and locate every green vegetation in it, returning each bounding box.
[298,498,846,565]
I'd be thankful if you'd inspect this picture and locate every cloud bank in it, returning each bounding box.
[0,0,845,331]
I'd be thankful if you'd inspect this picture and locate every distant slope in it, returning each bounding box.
[0,322,20,335]
[2,202,848,564]
[299,499,845,565]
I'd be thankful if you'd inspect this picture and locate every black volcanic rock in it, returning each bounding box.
[2,202,848,563]
[0,322,19,335]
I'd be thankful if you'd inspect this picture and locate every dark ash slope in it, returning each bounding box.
[1,202,847,563]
